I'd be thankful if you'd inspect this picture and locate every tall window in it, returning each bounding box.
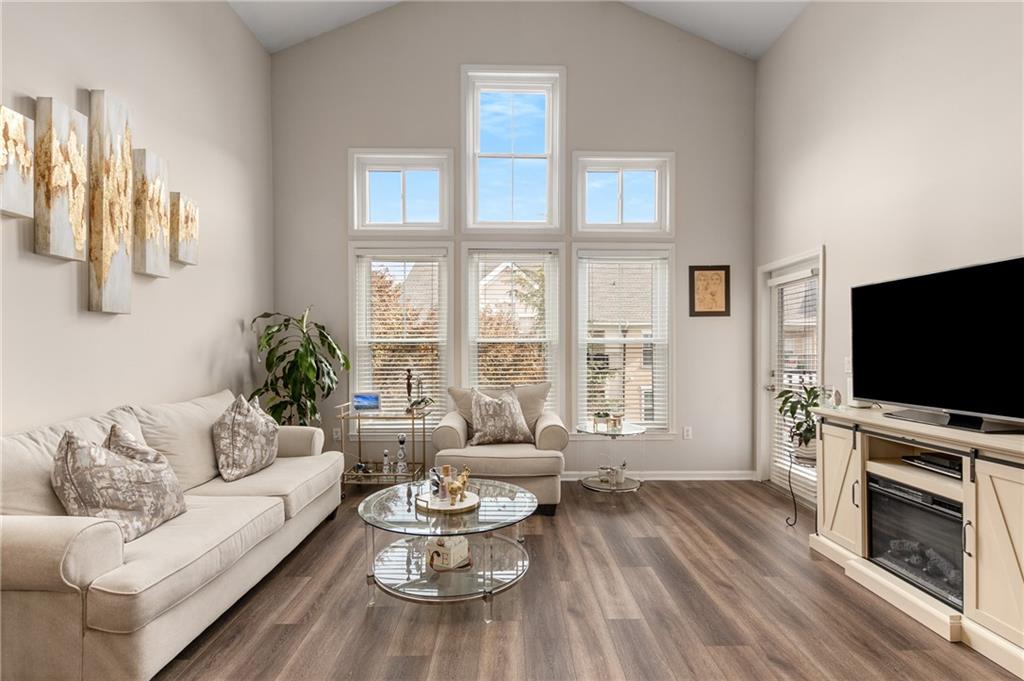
[349,149,452,233]
[576,250,671,431]
[573,152,673,235]
[462,66,564,231]
[466,248,560,411]
[352,248,449,427]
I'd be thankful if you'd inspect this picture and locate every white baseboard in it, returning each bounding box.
[561,470,758,481]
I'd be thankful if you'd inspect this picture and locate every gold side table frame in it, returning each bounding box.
[337,403,430,497]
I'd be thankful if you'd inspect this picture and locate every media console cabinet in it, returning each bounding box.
[811,406,1024,678]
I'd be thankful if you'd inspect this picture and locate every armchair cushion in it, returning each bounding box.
[432,411,468,451]
[277,425,325,457]
[535,411,570,452]
[434,444,564,477]
[1,515,124,591]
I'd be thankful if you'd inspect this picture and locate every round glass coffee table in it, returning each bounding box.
[358,478,536,622]
[577,421,646,493]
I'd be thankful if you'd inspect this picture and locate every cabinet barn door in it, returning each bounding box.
[964,458,1024,647]
[818,425,864,556]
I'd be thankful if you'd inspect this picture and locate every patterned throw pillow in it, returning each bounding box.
[50,425,187,542]
[469,388,534,445]
[213,395,279,482]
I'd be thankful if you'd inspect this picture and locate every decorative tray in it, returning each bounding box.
[415,491,480,515]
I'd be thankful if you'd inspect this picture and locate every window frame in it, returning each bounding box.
[347,241,455,433]
[461,65,566,234]
[572,151,675,237]
[461,242,566,418]
[571,243,676,438]
[349,149,454,235]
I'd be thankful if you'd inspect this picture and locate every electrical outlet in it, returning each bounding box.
[332,427,342,441]
[844,356,853,374]
[683,426,693,440]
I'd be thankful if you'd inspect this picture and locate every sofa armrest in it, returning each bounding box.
[277,425,325,457]
[1,516,124,591]
[433,411,468,451]
[535,411,569,452]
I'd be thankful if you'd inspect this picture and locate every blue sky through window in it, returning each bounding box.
[477,89,548,222]
[623,170,657,223]
[585,171,618,223]
[368,171,401,223]
[405,169,440,223]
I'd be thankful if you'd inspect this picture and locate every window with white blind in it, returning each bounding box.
[576,249,671,431]
[769,271,820,501]
[466,248,560,411]
[352,248,449,428]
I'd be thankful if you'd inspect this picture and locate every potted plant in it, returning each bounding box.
[775,381,821,466]
[250,306,349,426]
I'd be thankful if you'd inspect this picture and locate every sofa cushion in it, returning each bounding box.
[212,395,279,482]
[435,444,564,477]
[51,426,187,542]
[1,406,145,515]
[86,495,283,633]
[187,452,343,519]
[131,389,234,490]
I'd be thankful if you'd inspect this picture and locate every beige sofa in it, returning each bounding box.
[0,389,343,681]
[431,410,568,513]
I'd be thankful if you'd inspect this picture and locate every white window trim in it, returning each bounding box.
[461,65,566,234]
[570,243,677,439]
[347,241,455,434]
[572,151,674,237]
[349,148,454,235]
[461,241,567,420]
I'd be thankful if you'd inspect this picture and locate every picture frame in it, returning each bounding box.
[689,265,730,317]
[352,392,382,411]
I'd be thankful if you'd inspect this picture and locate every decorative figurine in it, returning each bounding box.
[396,433,408,474]
[406,368,413,403]
[447,466,472,505]
[382,448,391,474]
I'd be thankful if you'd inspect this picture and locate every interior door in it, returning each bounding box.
[766,270,821,501]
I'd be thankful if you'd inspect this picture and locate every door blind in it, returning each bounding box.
[770,274,819,501]
[467,249,559,411]
[353,251,448,428]
[576,252,670,431]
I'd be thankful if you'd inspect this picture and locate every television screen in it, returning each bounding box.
[851,257,1024,423]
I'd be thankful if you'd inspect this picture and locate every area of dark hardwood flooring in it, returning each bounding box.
[155,481,1015,681]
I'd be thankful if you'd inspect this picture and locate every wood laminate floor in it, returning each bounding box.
[155,481,1015,681]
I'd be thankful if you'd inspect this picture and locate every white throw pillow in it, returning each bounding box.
[469,389,534,446]
[50,425,187,542]
[212,395,279,482]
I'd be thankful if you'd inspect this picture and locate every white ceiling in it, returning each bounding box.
[626,2,808,59]
[230,1,807,59]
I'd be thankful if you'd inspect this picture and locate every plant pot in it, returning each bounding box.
[792,443,817,467]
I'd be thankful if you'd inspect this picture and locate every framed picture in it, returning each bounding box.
[352,392,382,411]
[689,265,730,317]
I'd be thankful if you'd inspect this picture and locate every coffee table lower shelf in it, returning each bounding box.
[367,534,529,619]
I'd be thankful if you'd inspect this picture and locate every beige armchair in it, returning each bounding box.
[431,409,568,514]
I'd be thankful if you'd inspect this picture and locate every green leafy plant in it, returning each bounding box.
[250,306,349,426]
[775,381,821,448]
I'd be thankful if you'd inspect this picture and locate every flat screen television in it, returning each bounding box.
[851,256,1024,433]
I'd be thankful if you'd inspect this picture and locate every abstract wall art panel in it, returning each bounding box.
[169,192,198,265]
[132,149,169,277]
[1,106,35,218]
[34,98,88,260]
[89,90,133,313]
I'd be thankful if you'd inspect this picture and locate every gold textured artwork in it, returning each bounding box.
[89,90,133,313]
[1,105,35,218]
[169,191,199,265]
[34,98,88,260]
[132,149,170,277]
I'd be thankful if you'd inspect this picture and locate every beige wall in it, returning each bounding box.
[272,2,757,474]
[1,2,273,432]
[756,2,1023,389]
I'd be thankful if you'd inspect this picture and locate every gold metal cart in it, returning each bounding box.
[336,403,430,497]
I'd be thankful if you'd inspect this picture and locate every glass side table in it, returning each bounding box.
[577,421,646,493]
